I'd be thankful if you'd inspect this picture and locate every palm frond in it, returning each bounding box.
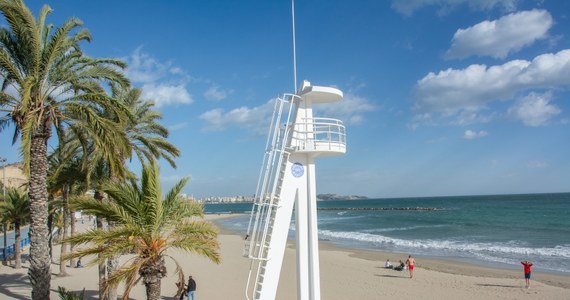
[170,236,221,264]
[56,286,85,300]
[165,254,186,297]
[103,261,141,294]
[119,263,144,300]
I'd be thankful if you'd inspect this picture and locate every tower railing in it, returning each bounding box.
[291,117,346,154]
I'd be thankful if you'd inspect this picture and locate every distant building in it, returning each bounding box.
[196,195,255,204]
[0,162,28,190]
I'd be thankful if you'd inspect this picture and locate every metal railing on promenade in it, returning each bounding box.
[0,236,31,261]
[1,228,59,261]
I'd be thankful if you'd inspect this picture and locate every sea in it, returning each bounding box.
[205,192,570,275]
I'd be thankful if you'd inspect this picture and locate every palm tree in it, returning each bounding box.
[0,188,30,269]
[56,135,129,299]
[0,1,129,298]
[48,137,92,276]
[105,83,181,300]
[52,209,64,241]
[63,162,220,300]
[73,83,182,299]
[112,84,181,169]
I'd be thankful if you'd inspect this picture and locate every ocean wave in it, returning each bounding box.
[470,252,517,265]
[318,230,570,258]
[365,224,448,233]
[318,215,366,224]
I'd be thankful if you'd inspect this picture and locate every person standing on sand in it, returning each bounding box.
[187,275,197,300]
[406,255,415,278]
[521,260,533,288]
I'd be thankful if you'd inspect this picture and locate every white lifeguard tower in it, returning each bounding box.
[244,80,346,300]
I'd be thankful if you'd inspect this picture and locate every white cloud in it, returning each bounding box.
[464,130,488,139]
[125,48,173,83]
[392,0,517,16]
[204,84,233,101]
[140,83,192,108]
[200,92,376,133]
[199,99,276,132]
[314,93,377,125]
[413,49,570,125]
[507,92,561,126]
[526,160,548,168]
[124,47,193,108]
[451,108,498,126]
[446,10,553,59]
[168,122,189,131]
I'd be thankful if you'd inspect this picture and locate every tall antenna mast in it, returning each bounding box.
[292,0,298,92]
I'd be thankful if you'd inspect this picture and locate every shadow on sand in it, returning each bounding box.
[0,271,31,300]
[476,283,520,288]
[375,274,407,278]
[49,288,140,300]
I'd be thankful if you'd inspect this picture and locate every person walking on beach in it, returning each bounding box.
[406,255,415,279]
[187,275,197,300]
[521,260,533,288]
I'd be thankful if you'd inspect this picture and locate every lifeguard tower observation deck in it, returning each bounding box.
[244,80,346,300]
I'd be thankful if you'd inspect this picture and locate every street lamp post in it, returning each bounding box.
[0,157,6,265]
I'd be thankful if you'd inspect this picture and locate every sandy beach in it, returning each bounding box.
[1,214,568,299]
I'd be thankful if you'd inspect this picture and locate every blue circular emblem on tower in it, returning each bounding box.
[291,162,304,178]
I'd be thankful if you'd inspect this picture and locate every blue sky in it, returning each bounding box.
[2,0,569,198]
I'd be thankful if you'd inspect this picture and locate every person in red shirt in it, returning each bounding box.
[521,260,533,288]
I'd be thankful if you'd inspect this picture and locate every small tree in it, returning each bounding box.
[63,162,220,300]
[0,188,30,268]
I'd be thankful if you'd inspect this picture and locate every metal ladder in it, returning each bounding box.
[244,93,299,300]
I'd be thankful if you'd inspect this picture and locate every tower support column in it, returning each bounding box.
[293,154,321,300]
[306,158,320,300]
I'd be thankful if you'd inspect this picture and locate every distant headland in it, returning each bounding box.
[317,194,368,201]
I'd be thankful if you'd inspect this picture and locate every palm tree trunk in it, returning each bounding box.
[142,258,166,300]
[28,133,51,300]
[94,190,107,300]
[107,171,119,300]
[97,216,106,300]
[14,222,21,269]
[59,185,69,276]
[106,251,119,299]
[47,204,54,263]
[69,208,76,268]
[106,220,119,300]
[144,277,162,300]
